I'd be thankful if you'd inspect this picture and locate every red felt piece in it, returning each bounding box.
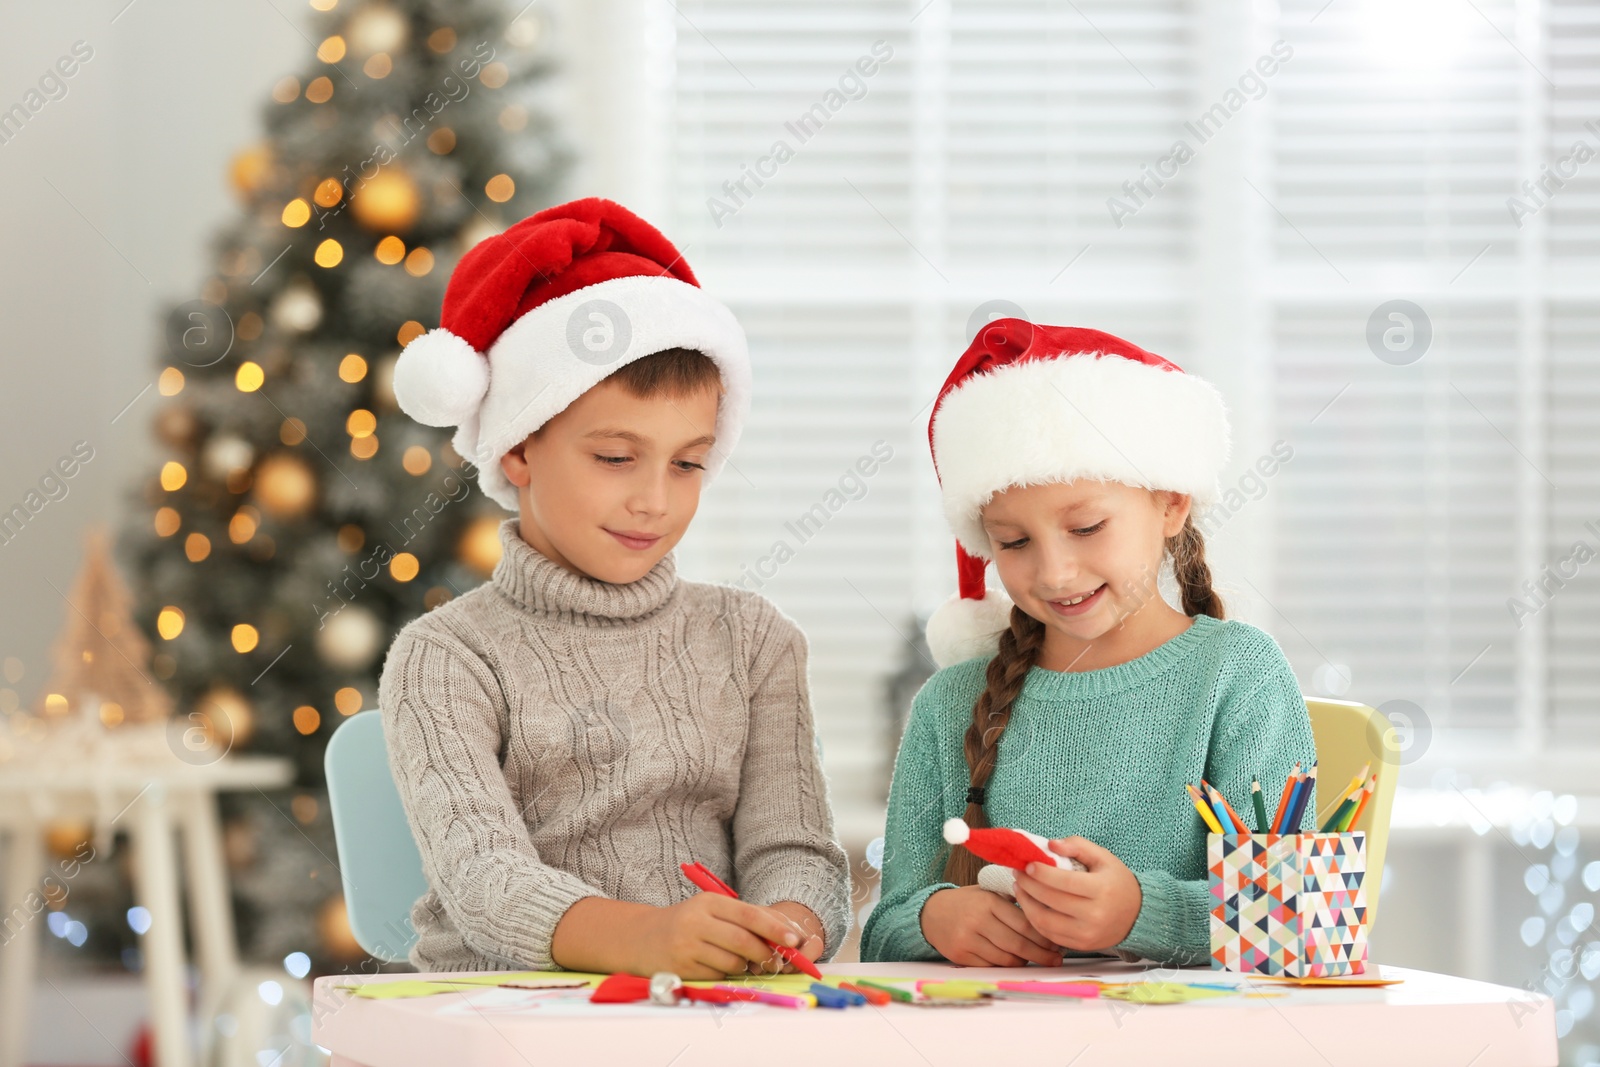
[963,826,1057,869]
[591,973,653,1003]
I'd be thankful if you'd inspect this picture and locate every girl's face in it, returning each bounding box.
[980,479,1191,652]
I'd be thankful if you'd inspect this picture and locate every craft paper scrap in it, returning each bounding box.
[335,971,925,1001]
[917,980,993,999]
[1247,973,1403,988]
[993,981,1102,999]
[1100,982,1238,1005]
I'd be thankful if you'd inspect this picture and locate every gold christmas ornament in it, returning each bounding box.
[160,461,188,492]
[229,143,275,198]
[201,435,255,481]
[346,4,408,55]
[253,452,317,520]
[333,687,364,716]
[314,606,383,671]
[458,515,504,577]
[350,167,420,233]
[195,686,254,750]
[270,279,323,333]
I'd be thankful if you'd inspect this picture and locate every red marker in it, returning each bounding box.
[680,862,823,979]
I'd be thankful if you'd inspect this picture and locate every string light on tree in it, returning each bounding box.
[121,0,564,969]
[252,453,317,520]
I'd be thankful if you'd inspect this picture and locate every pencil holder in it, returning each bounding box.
[1207,831,1369,977]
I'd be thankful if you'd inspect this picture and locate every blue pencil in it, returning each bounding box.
[1276,773,1306,833]
[1208,792,1232,833]
[1287,762,1318,832]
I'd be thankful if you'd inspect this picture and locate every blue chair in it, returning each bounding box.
[325,711,429,963]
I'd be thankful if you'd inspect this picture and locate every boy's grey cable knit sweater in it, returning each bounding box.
[377,518,853,971]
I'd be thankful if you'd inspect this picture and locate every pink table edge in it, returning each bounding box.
[314,960,1559,1067]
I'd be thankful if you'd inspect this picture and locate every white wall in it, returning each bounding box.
[0,4,303,699]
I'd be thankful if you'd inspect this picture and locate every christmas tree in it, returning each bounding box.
[115,0,566,971]
[36,525,174,729]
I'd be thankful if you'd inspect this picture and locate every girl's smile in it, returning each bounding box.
[982,479,1193,672]
[1044,583,1107,615]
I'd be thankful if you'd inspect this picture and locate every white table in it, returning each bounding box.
[0,755,292,1067]
[312,961,1559,1066]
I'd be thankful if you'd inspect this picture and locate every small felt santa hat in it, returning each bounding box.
[924,319,1231,668]
[392,197,750,511]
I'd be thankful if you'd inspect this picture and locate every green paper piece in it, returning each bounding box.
[1100,982,1238,1005]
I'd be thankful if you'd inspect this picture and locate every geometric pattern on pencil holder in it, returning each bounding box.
[1208,831,1369,977]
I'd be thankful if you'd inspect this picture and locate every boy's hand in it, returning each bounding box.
[1011,837,1142,952]
[920,885,1062,967]
[630,893,805,980]
[748,901,825,975]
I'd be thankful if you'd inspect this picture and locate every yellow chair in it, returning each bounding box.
[1305,698,1399,936]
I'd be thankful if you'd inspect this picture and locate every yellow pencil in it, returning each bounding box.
[1187,783,1225,833]
[1322,762,1371,823]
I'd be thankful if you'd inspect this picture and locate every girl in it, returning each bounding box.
[860,320,1316,967]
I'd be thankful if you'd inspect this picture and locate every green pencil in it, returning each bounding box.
[1320,793,1359,833]
[855,978,915,1003]
[1250,778,1270,834]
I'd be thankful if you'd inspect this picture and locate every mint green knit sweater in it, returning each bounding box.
[860,613,1317,966]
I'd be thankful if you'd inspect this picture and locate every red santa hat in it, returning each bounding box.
[924,319,1232,667]
[392,197,750,510]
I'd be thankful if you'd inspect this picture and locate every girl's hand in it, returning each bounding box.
[1012,837,1143,952]
[920,885,1062,967]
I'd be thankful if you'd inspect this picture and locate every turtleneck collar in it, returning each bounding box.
[489,518,678,628]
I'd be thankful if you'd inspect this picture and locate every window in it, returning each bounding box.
[589,0,1599,819]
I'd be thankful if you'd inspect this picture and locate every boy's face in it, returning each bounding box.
[981,479,1190,645]
[499,377,721,584]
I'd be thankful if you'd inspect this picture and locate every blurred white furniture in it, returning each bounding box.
[0,756,292,1067]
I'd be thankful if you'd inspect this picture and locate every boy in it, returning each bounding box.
[379,198,851,977]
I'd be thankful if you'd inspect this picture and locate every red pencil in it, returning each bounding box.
[680,862,823,979]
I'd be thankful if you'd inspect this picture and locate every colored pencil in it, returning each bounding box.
[1275,771,1305,834]
[809,983,858,1009]
[1207,788,1233,833]
[855,978,915,1003]
[1269,762,1301,834]
[1251,779,1270,834]
[680,862,822,978]
[1206,782,1249,833]
[1287,763,1318,832]
[840,981,892,1006]
[1187,783,1225,833]
[1344,774,1376,831]
[1320,762,1371,825]
[1319,793,1359,833]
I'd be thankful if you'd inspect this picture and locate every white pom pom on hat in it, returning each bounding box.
[924,588,1015,672]
[942,817,971,845]
[924,319,1232,668]
[392,327,488,427]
